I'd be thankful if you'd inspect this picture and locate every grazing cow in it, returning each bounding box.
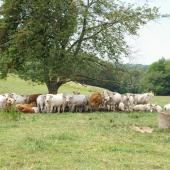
[65,94,88,112]
[26,94,41,104]
[164,104,170,111]
[45,93,66,113]
[89,92,103,111]
[37,95,46,113]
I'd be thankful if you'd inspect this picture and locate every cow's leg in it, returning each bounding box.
[57,106,61,113]
[71,105,75,112]
[62,104,65,113]
[50,104,54,113]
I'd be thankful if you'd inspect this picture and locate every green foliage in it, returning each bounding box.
[0,0,158,92]
[144,58,170,95]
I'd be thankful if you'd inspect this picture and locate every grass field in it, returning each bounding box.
[0,76,170,170]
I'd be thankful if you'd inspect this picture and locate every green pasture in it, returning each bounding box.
[0,76,170,170]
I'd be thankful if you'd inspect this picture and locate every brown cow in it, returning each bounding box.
[16,104,38,113]
[89,92,103,111]
[26,94,41,105]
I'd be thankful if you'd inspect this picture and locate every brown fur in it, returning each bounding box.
[89,92,103,111]
[16,104,35,113]
[27,94,41,104]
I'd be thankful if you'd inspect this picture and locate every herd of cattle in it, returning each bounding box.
[0,90,170,113]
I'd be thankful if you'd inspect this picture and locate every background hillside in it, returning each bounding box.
[0,75,103,95]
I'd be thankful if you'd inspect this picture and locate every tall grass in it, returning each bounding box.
[0,107,22,121]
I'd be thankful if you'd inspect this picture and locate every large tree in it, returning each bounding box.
[0,0,157,93]
[144,58,170,95]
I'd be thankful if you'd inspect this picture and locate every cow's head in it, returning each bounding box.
[6,97,16,105]
[45,94,53,103]
[66,96,73,104]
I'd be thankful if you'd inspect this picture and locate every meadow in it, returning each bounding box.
[0,76,170,170]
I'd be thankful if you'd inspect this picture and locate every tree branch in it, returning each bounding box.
[68,20,119,52]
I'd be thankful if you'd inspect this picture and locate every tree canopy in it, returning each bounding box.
[144,58,170,95]
[0,0,158,93]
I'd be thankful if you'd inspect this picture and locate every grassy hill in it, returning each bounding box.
[0,75,102,95]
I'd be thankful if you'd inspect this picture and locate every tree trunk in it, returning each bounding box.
[46,81,64,94]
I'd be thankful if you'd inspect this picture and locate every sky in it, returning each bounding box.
[124,0,170,65]
[0,1,169,65]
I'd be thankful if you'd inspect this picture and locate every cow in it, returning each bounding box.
[26,93,41,105]
[118,102,125,111]
[45,93,66,113]
[103,91,121,111]
[89,92,103,111]
[16,104,38,113]
[134,92,154,105]
[10,93,27,104]
[121,93,135,112]
[65,94,88,112]
[0,95,7,109]
[37,95,46,113]
[133,104,152,112]
[164,104,170,111]
[151,104,162,113]
[5,97,16,112]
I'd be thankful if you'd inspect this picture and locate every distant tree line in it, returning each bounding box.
[78,58,170,96]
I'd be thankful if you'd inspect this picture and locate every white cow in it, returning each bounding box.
[133,104,152,112]
[37,95,46,113]
[164,104,170,111]
[65,94,88,112]
[0,95,7,109]
[118,102,125,111]
[10,93,27,104]
[121,94,134,112]
[134,92,154,105]
[103,91,121,111]
[45,93,66,113]
[6,97,16,111]
[32,107,39,113]
[152,104,162,113]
